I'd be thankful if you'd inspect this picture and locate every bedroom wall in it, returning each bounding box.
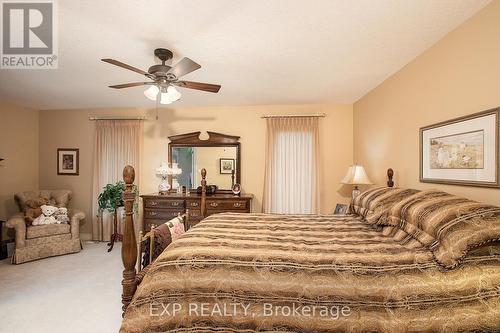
[354,0,500,206]
[39,104,353,238]
[0,102,39,224]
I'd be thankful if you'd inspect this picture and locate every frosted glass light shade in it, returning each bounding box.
[144,85,159,100]
[341,165,372,185]
[160,92,172,104]
[167,86,181,101]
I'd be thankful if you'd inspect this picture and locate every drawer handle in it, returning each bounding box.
[233,202,243,208]
[149,211,158,216]
[171,202,180,207]
[209,202,218,207]
[190,202,199,207]
[150,201,158,206]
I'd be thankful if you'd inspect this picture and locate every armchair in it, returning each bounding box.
[6,190,85,264]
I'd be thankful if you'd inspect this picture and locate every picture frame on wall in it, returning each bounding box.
[219,158,235,174]
[420,108,499,187]
[57,148,79,176]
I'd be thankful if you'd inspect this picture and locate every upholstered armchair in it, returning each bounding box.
[6,190,85,264]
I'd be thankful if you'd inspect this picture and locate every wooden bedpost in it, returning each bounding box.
[200,168,207,218]
[121,165,137,316]
[387,168,394,187]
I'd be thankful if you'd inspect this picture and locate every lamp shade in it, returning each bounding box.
[144,85,159,101]
[341,165,372,185]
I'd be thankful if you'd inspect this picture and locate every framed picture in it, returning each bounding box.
[232,183,241,196]
[420,108,499,187]
[219,158,235,174]
[57,148,79,175]
[333,203,348,215]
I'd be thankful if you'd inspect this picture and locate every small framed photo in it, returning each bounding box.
[333,203,348,215]
[232,183,241,196]
[57,148,79,175]
[220,158,235,174]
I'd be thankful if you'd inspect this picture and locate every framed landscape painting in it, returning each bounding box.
[57,148,79,175]
[420,108,499,187]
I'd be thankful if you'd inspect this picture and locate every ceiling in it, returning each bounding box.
[0,0,490,110]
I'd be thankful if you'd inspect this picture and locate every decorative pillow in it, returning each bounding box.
[351,187,420,225]
[386,190,500,269]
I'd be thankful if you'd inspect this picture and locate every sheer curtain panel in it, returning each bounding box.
[263,117,320,214]
[91,120,142,241]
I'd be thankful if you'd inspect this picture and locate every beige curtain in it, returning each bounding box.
[91,120,142,241]
[263,117,320,214]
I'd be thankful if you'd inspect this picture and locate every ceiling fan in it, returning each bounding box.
[101,48,221,104]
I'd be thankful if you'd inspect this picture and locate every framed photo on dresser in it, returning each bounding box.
[420,107,499,187]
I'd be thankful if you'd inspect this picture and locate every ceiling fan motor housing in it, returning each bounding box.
[150,48,177,80]
[154,48,173,62]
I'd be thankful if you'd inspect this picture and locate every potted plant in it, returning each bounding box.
[98,181,138,252]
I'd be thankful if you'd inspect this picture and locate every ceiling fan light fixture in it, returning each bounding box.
[144,85,159,101]
[167,85,181,102]
[160,91,173,105]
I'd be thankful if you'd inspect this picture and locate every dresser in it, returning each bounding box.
[141,193,253,231]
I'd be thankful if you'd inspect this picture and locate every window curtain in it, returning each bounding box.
[91,120,142,241]
[263,117,320,214]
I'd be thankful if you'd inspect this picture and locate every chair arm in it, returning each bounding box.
[69,209,85,239]
[6,214,26,248]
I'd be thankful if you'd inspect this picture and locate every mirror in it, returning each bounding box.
[172,146,238,189]
[168,132,241,191]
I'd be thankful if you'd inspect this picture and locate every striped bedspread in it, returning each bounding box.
[120,213,500,333]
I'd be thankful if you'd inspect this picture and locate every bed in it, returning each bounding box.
[119,166,500,332]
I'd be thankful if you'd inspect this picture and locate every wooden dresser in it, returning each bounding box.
[141,193,253,231]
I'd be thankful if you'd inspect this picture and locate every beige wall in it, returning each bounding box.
[0,102,39,223]
[39,104,353,238]
[354,0,500,206]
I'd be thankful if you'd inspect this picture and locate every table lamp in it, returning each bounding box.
[341,165,372,199]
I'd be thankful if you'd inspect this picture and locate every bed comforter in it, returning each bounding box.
[120,213,500,333]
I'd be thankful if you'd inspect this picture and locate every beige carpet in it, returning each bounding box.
[0,242,123,333]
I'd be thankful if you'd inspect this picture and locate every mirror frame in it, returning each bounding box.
[168,131,241,193]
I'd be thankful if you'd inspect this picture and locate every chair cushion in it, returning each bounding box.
[26,224,71,239]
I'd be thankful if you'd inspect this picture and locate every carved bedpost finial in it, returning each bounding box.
[387,168,394,188]
[123,165,135,185]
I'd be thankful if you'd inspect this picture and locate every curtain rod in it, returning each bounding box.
[261,113,326,119]
[89,116,146,121]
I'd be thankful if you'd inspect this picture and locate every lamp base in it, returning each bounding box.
[352,185,361,200]
[158,180,171,195]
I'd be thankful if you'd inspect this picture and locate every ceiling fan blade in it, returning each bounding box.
[109,82,151,89]
[101,58,148,76]
[174,81,221,93]
[167,57,201,78]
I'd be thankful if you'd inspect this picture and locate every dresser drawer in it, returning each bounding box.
[144,198,184,209]
[187,209,202,219]
[143,219,166,231]
[206,199,248,210]
[144,208,183,220]
[186,200,201,209]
